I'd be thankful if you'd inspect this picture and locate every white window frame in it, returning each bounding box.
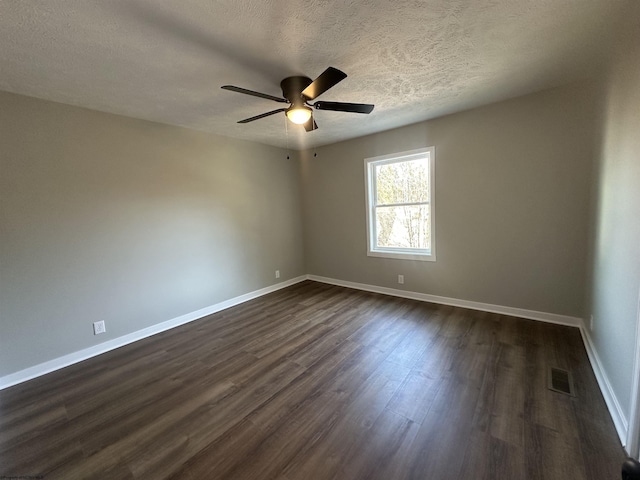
[364,147,436,262]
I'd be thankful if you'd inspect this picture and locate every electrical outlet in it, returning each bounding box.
[398,274,404,285]
[275,270,280,279]
[590,315,594,332]
[93,320,106,335]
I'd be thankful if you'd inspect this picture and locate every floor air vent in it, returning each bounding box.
[548,367,575,396]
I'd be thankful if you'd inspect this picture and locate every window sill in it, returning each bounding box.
[367,250,436,262]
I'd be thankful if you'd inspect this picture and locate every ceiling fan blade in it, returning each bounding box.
[301,67,347,100]
[238,108,287,123]
[303,117,318,132]
[222,85,288,103]
[314,101,374,114]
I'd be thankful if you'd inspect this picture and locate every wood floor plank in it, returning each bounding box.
[472,341,527,448]
[400,374,484,479]
[342,409,421,480]
[46,380,239,479]
[244,340,364,434]
[524,422,589,480]
[386,370,442,424]
[457,431,526,480]
[340,359,410,429]
[0,280,625,479]
[1,434,84,477]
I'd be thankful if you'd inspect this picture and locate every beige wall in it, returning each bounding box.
[0,91,304,376]
[1,59,634,416]
[301,83,599,317]
[588,4,640,420]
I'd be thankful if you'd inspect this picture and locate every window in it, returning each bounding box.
[365,147,435,261]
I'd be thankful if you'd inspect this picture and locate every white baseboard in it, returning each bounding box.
[0,276,307,390]
[307,275,582,327]
[1,272,626,452]
[308,275,631,447]
[579,324,629,448]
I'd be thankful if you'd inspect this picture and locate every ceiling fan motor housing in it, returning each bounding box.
[281,76,313,105]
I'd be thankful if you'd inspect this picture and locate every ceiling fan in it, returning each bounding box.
[221,67,374,132]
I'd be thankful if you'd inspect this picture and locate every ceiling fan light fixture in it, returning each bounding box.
[286,106,312,125]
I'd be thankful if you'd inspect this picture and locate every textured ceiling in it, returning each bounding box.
[0,0,629,150]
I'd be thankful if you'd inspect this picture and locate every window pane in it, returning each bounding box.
[375,205,431,249]
[375,158,429,205]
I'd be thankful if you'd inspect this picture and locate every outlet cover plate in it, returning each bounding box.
[93,320,106,335]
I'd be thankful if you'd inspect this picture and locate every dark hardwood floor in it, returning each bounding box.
[0,281,625,479]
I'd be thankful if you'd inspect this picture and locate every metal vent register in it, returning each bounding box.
[548,367,575,396]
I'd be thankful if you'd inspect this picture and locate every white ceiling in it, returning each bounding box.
[0,0,629,150]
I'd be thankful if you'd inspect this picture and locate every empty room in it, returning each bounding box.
[1,1,639,479]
